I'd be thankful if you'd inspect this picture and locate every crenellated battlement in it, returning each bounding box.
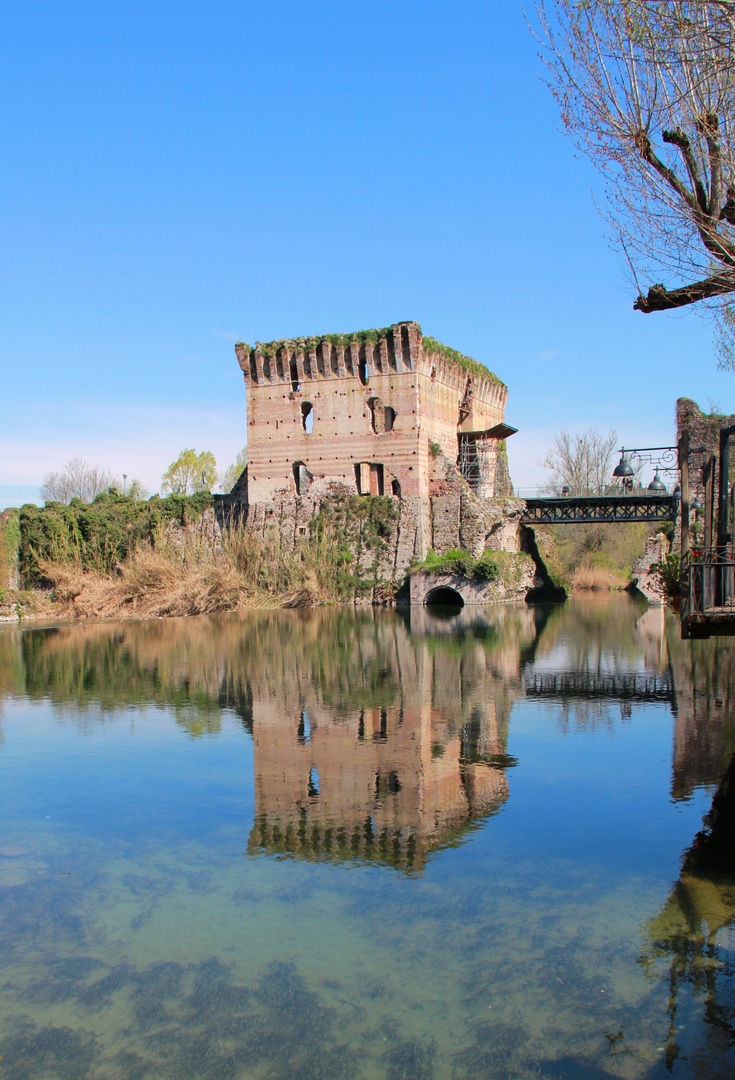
[235,322,505,407]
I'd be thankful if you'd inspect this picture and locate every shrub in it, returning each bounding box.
[651,552,681,602]
[473,552,500,581]
[19,492,214,582]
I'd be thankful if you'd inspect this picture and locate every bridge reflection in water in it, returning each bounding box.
[523,669,674,703]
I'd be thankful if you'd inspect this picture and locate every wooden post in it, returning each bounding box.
[680,431,690,559]
[704,455,715,550]
[716,425,735,605]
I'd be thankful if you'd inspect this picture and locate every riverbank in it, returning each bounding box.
[1,489,663,622]
[1,488,568,621]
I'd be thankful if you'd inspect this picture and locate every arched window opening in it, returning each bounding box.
[298,709,312,745]
[275,352,285,380]
[391,478,401,498]
[355,462,384,496]
[425,586,464,609]
[368,398,395,435]
[358,354,369,386]
[249,354,258,383]
[293,461,313,495]
[290,359,301,393]
[301,402,314,433]
[401,324,412,370]
[308,767,320,798]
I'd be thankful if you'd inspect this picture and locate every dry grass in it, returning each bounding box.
[570,562,628,591]
[36,526,349,620]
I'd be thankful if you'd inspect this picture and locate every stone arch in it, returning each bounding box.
[425,586,464,608]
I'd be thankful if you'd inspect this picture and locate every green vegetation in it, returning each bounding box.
[19,492,213,581]
[651,552,681,603]
[429,439,442,458]
[12,493,403,617]
[530,529,570,592]
[413,547,533,588]
[421,336,504,386]
[312,495,400,601]
[162,449,218,495]
[544,522,651,590]
[0,509,20,592]
[255,326,398,360]
[220,447,248,493]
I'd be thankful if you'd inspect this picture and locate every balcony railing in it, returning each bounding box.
[681,546,735,631]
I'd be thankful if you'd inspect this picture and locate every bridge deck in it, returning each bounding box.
[521,494,678,525]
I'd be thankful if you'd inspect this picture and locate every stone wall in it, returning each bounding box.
[217,446,559,603]
[631,533,668,605]
[677,397,735,510]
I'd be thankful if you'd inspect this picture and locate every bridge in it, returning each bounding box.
[520,493,679,525]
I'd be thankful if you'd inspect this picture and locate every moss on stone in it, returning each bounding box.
[421,337,505,387]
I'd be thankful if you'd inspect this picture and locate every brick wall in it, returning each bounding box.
[235,321,511,505]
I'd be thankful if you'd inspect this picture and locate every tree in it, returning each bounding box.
[539,427,618,495]
[109,477,150,500]
[533,1,735,360]
[40,458,114,504]
[161,449,217,495]
[126,478,149,500]
[220,447,248,493]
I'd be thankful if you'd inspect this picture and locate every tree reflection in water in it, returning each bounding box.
[639,753,735,1076]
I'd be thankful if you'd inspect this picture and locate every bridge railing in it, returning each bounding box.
[514,484,667,499]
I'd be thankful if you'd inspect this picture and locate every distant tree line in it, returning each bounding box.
[39,447,247,505]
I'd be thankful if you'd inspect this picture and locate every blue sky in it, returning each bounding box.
[2,0,733,505]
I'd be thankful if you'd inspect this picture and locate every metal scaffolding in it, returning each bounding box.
[458,433,492,494]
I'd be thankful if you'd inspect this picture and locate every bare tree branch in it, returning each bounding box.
[539,428,618,495]
[40,458,114,504]
[531,1,735,357]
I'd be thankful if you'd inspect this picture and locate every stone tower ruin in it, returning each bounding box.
[223,321,519,573]
[233,320,515,501]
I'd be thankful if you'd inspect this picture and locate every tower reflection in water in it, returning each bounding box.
[247,605,530,872]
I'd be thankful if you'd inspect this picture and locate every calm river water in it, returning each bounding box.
[0,595,734,1079]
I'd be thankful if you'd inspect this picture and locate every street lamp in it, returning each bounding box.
[648,470,666,493]
[613,452,635,478]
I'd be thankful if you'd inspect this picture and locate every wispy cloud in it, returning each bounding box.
[1,399,246,495]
